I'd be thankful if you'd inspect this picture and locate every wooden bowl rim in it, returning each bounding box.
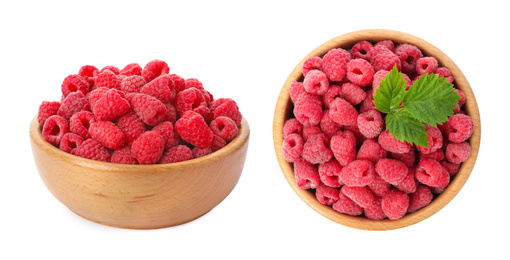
[273,29,481,231]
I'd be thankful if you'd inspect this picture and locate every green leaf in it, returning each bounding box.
[373,65,407,114]
[386,108,429,147]
[403,73,460,126]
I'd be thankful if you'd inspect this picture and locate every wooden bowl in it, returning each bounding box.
[273,29,481,230]
[30,116,250,229]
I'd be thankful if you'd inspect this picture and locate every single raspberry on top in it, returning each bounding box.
[321,48,351,82]
[142,59,170,82]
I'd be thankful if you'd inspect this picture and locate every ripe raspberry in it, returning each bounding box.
[419,149,445,161]
[341,185,375,208]
[330,130,357,166]
[374,40,394,53]
[120,63,142,76]
[453,89,466,112]
[316,183,340,206]
[320,110,342,138]
[318,158,343,188]
[440,160,461,176]
[120,75,146,94]
[130,93,167,126]
[407,185,433,213]
[61,74,90,97]
[368,173,391,197]
[445,142,471,164]
[210,98,242,127]
[87,87,109,108]
[302,56,323,77]
[69,111,96,139]
[303,69,329,95]
[415,158,450,189]
[359,89,376,113]
[301,133,333,164]
[210,116,239,142]
[57,91,89,120]
[329,98,358,126]
[346,59,374,87]
[350,40,373,61]
[375,158,408,185]
[163,102,178,124]
[59,133,84,153]
[89,120,126,150]
[131,131,165,164]
[175,87,208,116]
[140,75,175,103]
[321,48,351,81]
[152,121,175,150]
[356,138,387,164]
[159,145,193,164]
[332,192,363,216]
[378,130,412,154]
[192,147,213,158]
[444,114,474,143]
[364,196,386,220]
[283,118,303,139]
[394,167,417,194]
[78,65,99,78]
[71,138,110,162]
[289,80,306,104]
[321,84,342,109]
[185,78,204,90]
[390,147,416,167]
[95,69,121,90]
[341,82,366,106]
[435,67,454,83]
[116,111,146,145]
[91,89,131,121]
[357,109,383,139]
[42,115,70,146]
[175,111,214,148]
[369,45,401,72]
[371,70,389,90]
[293,158,320,190]
[142,59,170,82]
[111,146,138,164]
[381,189,409,220]
[339,159,375,187]
[416,125,443,154]
[168,74,185,93]
[211,134,226,152]
[37,101,61,126]
[293,93,322,127]
[394,44,423,74]
[302,125,321,142]
[100,65,120,75]
[416,57,438,75]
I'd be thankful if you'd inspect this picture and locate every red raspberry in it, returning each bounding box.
[283,118,303,139]
[37,101,61,126]
[369,45,401,72]
[210,98,243,127]
[152,121,176,150]
[69,111,96,140]
[440,160,461,176]
[168,74,186,93]
[89,120,126,150]
[321,48,351,81]
[42,115,70,146]
[407,185,433,213]
[435,67,454,83]
[184,78,204,90]
[293,158,320,190]
[211,134,226,152]
[357,109,383,139]
[350,40,373,61]
[416,57,438,75]
[368,173,391,197]
[341,82,366,106]
[359,89,376,113]
[381,189,409,220]
[57,91,89,120]
[175,87,208,116]
[302,125,321,142]
[159,145,193,164]
[71,138,110,162]
[61,74,90,97]
[289,80,306,104]
[356,138,387,164]
[394,167,417,194]
[330,130,357,166]
[293,93,322,127]
[320,110,342,138]
[394,44,423,74]
[302,56,323,77]
[303,69,329,95]
[95,69,121,90]
[192,147,213,158]
[140,75,176,103]
[142,59,170,82]
[79,65,99,78]
[375,158,408,185]
[341,185,375,208]
[302,133,333,164]
[116,111,146,145]
[339,159,375,187]
[444,114,474,143]
[445,142,471,164]
[316,183,340,206]
[59,133,84,153]
[87,87,109,108]
[163,102,178,124]
[364,196,386,220]
[92,89,131,121]
[374,40,394,53]
[332,192,363,216]
[120,63,142,76]
[346,59,374,87]
[415,158,450,189]
[282,133,304,163]
[378,130,412,154]
[419,149,445,161]
[111,146,138,164]
[210,116,239,142]
[329,98,358,126]
[130,93,167,126]
[100,65,120,75]
[175,111,214,148]
[321,84,342,109]
[318,158,343,188]
[132,131,165,164]
[345,123,365,147]
[372,70,389,90]
[120,75,146,94]
[416,125,443,154]
[390,147,416,167]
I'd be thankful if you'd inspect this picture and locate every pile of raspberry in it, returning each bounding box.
[37,59,242,164]
[282,40,474,220]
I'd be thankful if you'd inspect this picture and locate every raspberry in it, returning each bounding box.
[341,82,366,106]
[329,98,358,126]
[301,133,333,164]
[368,173,391,197]
[71,138,110,162]
[37,101,61,126]
[130,93,167,126]
[140,75,175,103]
[415,158,450,189]
[120,75,146,94]
[371,70,389,90]
[95,69,121,90]
[356,138,387,164]
[394,44,423,74]
[302,56,323,77]
[61,74,90,97]
[142,59,170,82]
[419,149,445,161]
[185,78,204,90]
[168,74,185,93]
[318,158,343,188]
[293,93,322,127]
[378,130,412,154]
[91,89,131,121]
[69,111,96,139]
[175,87,208,116]
[394,167,417,194]
[345,123,366,148]
[152,121,175,150]
[390,147,416,167]
[211,98,242,127]
[211,134,226,152]
[407,185,433,213]
[79,65,99,78]
[159,145,193,164]
[209,116,239,142]
[375,158,408,185]
[175,111,214,148]
[359,89,376,113]
[342,186,375,211]
[330,130,357,166]
[332,192,363,216]
[120,63,142,76]
[303,69,329,95]
[321,84,342,109]
[316,183,340,206]
[374,40,394,53]
[293,158,320,190]
[357,109,383,139]
[163,102,178,124]
[320,110,342,138]
[321,48,351,81]
[339,159,375,187]
[440,160,461,176]
[289,80,306,104]
[346,59,374,87]
[283,118,303,139]
[435,67,454,83]
[302,125,321,142]
[131,131,165,164]
[111,146,138,164]
[192,147,212,158]
[350,40,373,61]
[364,196,386,220]
[444,114,474,143]
[416,57,438,75]
[416,125,443,154]
[100,65,120,75]
[453,89,466,113]
[445,142,471,164]
[87,87,109,107]
[59,133,84,153]
[369,45,401,72]
[116,111,146,145]
[42,115,70,146]
[57,91,89,120]
[381,189,409,220]
[89,120,126,150]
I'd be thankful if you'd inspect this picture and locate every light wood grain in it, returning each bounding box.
[30,116,250,229]
[273,29,481,231]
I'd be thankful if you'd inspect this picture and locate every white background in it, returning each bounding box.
[1,1,507,259]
